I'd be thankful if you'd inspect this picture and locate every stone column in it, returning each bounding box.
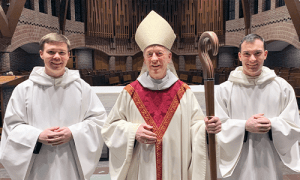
[34,0,39,12]
[258,0,263,13]
[179,55,185,71]
[271,0,276,10]
[76,49,93,69]
[195,55,202,70]
[126,56,132,71]
[0,53,10,72]
[71,0,75,20]
[47,0,51,14]
[109,56,115,71]
[235,0,239,20]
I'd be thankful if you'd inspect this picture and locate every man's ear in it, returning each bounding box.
[39,50,43,59]
[263,50,268,60]
[168,52,172,63]
[238,52,242,61]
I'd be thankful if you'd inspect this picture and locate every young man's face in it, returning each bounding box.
[144,45,172,80]
[40,42,70,78]
[238,39,268,77]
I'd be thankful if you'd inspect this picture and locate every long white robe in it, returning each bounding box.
[0,67,107,180]
[216,66,300,180]
[102,75,211,180]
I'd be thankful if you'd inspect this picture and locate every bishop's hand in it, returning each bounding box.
[135,123,157,144]
[205,116,222,134]
[245,113,271,134]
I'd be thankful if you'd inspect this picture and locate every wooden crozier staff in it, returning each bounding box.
[198,31,219,180]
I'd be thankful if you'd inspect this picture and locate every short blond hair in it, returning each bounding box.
[39,33,70,51]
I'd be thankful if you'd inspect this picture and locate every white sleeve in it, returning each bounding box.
[68,80,107,180]
[188,90,211,180]
[215,82,246,178]
[101,89,140,180]
[0,83,42,180]
[269,79,300,172]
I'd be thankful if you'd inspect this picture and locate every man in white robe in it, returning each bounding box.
[0,33,107,180]
[216,33,300,180]
[101,11,221,180]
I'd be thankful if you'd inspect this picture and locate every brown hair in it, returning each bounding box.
[39,33,70,51]
[239,34,266,52]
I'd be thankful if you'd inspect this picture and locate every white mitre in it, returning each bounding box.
[135,10,176,51]
[135,11,178,78]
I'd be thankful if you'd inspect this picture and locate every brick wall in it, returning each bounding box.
[9,48,43,72]
[218,47,239,68]
[0,0,85,53]
[265,45,300,68]
[3,87,15,114]
[64,0,84,36]
[225,2,300,50]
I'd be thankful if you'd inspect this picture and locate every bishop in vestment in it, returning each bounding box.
[101,11,221,180]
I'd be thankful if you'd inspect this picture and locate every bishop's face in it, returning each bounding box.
[40,42,70,78]
[144,45,172,80]
[238,39,268,77]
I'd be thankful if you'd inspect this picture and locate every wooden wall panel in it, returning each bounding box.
[94,50,109,70]
[133,51,143,71]
[87,0,114,38]
[87,0,181,39]
[86,0,224,56]
[66,51,77,69]
[66,57,73,69]
[130,0,180,38]
[197,0,224,36]
[172,53,179,71]
[115,56,126,71]
[185,55,196,71]
[181,0,195,38]
[115,0,129,39]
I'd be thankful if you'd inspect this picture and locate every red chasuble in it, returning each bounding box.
[125,80,190,180]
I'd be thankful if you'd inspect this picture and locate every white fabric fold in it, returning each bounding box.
[0,67,107,180]
[216,66,300,180]
[137,69,178,90]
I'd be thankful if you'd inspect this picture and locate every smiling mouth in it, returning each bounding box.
[152,65,160,68]
[247,64,258,68]
[51,62,62,65]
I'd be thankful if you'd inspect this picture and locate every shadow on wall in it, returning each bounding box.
[265,44,300,68]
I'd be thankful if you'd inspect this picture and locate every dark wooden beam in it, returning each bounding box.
[0,6,10,37]
[0,0,26,37]
[177,0,182,48]
[59,0,69,35]
[112,0,116,37]
[128,0,132,41]
[241,0,251,35]
[111,0,116,48]
[285,0,300,41]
